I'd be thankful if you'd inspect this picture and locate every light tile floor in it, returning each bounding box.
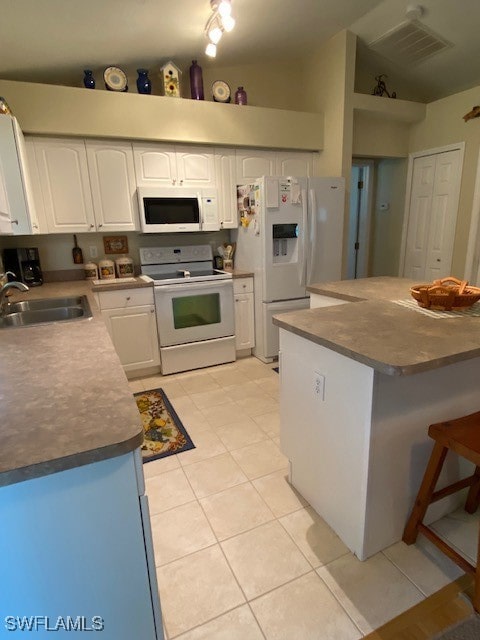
[129,357,478,639]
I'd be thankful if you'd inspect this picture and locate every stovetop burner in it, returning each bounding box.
[139,245,232,285]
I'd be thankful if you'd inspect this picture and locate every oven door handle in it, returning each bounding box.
[155,280,233,294]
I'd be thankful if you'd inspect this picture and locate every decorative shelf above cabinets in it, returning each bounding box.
[0,79,324,152]
[353,92,426,123]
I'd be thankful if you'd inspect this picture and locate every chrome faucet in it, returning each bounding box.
[0,281,29,315]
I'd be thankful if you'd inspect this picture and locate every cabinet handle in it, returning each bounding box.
[33,223,38,229]
[150,308,155,313]
[98,223,103,228]
[126,296,131,301]
[235,298,239,302]
[11,219,18,225]
[90,224,94,229]
[172,178,176,185]
[180,179,183,186]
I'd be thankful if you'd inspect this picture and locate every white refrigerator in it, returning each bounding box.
[233,176,345,362]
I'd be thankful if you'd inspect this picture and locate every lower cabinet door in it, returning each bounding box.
[234,293,255,350]
[102,305,160,372]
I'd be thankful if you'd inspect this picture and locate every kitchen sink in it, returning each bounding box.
[0,295,93,328]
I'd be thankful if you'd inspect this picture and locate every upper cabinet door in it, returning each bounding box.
[86,141,138,231]
[215,148,237,229]
[133,143,177,186]
[34,138,96,233]
[275,152,314,177]
[235,150,276,183]
[176,145,216,188]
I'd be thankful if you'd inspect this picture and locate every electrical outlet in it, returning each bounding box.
[313,371,325,400]
[89,246,98,259]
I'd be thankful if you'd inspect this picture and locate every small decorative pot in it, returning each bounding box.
[136,69,152,95]
[83,70,95,89]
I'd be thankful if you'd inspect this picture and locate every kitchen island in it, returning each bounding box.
[0,281,163,639]
[273,277,480,560]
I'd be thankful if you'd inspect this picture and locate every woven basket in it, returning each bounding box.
[410,277,480,310]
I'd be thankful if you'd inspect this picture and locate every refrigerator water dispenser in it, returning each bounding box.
[272,224,299,264]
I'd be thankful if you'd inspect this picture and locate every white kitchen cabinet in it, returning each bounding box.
[97,288,160,376]
[32,137,96,233]
[86,140,138,231]
[175,145,216,188]
[235,149,315,183]
[133,143,178,186]
[31,137,139,233]
[234,277,255,352]
[235,150,276,183]
[215,148,237,229]
[276,151,314,177]
[0,116,41,235]
[133,142,216,188]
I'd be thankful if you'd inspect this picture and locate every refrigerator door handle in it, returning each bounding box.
[307,188,319,285]
[298,189,308,287]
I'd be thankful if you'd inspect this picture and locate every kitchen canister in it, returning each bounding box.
[98,258,115,280]
[115,256,134,278]
[84,261,99,281]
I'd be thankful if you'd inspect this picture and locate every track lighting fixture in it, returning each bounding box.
[205,0,235,57]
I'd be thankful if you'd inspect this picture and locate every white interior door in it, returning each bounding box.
[403,148,463,280]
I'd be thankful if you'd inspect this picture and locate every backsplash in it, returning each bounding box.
[0,230,231,281]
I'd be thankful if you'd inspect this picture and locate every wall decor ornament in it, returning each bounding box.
[372,74,396,99]
[136,69,152,94]
[161,61,182,98]
[104,67,128,92]
[463,106,480,122]
[103,235,129,255]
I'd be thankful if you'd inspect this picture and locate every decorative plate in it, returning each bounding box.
[104,66,128,92]
[212,80,231,103]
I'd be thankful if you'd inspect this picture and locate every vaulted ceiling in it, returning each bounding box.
[1,0,479,102]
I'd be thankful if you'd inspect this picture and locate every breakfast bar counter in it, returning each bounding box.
[273,276,480,560]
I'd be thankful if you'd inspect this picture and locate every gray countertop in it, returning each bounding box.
[0,281,143,487]
[274,277,480,376]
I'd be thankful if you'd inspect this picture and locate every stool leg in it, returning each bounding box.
[465,466,480,514]
[473,527,480,613]
[403,443,448,545]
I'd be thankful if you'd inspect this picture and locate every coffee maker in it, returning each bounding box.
[3,248,43,286]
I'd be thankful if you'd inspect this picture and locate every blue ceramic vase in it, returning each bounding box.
[83,70,95,89]
[136,69,152,94]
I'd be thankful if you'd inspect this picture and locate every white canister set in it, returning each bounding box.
[84,256,134,281]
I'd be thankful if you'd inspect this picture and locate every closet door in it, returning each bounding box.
[403,149,463,280]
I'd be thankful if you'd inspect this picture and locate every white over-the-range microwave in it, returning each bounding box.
[137,187,219,233]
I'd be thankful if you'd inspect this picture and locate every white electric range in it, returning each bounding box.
[140,245,235,375]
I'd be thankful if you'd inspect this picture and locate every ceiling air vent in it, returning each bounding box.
[368,20,452,65]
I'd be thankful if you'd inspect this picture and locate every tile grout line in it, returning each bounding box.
[379,549,431,599]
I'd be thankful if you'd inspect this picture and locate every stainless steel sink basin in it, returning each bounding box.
[0,295,92,328]
[6,296,86,313]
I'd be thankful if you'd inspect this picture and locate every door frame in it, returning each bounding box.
[348,159,374,279]
[398,142,465,277]
[464,146,480,283]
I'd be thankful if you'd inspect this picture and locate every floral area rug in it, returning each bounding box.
[134,388,195,463]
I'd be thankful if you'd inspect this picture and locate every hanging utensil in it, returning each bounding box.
[72,234,84,264]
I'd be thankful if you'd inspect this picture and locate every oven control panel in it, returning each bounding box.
[139,245,213,265]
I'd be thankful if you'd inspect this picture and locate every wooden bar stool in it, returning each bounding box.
[403,410,480,612]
